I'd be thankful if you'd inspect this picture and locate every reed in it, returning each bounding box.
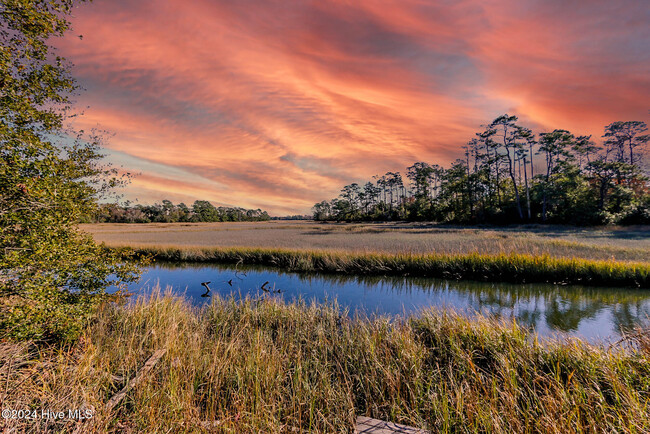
[122,245,650,288]
[81,222,650,263]
[2,290,649,432]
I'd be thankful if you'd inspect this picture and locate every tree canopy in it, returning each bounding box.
[1,0,140,341]
[313,116,649,225]
[89,200,271,223]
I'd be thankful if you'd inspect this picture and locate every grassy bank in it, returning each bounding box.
[125,245,650,288]
[2,291,649,432]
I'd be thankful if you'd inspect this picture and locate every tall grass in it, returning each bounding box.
[2,290,649,432]
[82,222,650,263]
[125,245,650,288]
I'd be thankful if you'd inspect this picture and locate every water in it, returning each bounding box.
[120,262,650,344]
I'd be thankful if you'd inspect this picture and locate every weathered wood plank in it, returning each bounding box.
[105,349,167,412]
[354,416,429,434]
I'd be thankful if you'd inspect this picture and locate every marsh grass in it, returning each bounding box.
[2,289,650,433]
[124,245,650,288]
[81,222,650,263]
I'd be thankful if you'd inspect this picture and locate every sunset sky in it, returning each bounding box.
[57,0,650,215]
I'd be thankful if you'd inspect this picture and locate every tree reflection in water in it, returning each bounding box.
[128,262,650,342]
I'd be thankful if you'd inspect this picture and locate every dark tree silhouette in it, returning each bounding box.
[313,116,649,225]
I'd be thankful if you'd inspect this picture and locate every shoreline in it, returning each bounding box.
[116,245,650,288]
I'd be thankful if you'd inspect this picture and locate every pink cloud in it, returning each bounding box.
[55,0,649,214]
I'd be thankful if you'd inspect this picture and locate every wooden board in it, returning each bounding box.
[105,349,167,412]
[354,416,429,434]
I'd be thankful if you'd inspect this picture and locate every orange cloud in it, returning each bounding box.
[56,0,649,214]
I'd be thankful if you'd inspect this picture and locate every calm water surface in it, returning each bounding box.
[121,262,650,344]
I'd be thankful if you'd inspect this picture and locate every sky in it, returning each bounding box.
[56,0,650,215]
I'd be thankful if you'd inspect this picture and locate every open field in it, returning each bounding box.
[3,290,649,433]
[81,221,650,263]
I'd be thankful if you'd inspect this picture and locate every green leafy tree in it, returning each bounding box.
[312,117,649,225]
[488,115,531,220]
[191,200,219,221]
[312,200,332,221]
[331,198,352,221]
[537,130,575,222]
[340,183,361,217]
[1,0,140,341]
[572,135,599,170]
[603,121,649,168]
[363,181,380,214]
[406,162,435,200]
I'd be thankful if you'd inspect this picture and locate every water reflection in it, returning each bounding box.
[123,262,650,343]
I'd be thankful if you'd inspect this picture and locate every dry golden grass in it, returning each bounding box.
[2,290,650,433]
[81,221,650,263]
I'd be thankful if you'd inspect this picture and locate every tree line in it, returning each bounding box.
[313,116,650,225]
[89,200,271,223]
[271,215,312,220]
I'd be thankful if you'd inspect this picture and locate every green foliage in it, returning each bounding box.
[91,200,271,223]
[314,116,649,225]
[0,0,140,341]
